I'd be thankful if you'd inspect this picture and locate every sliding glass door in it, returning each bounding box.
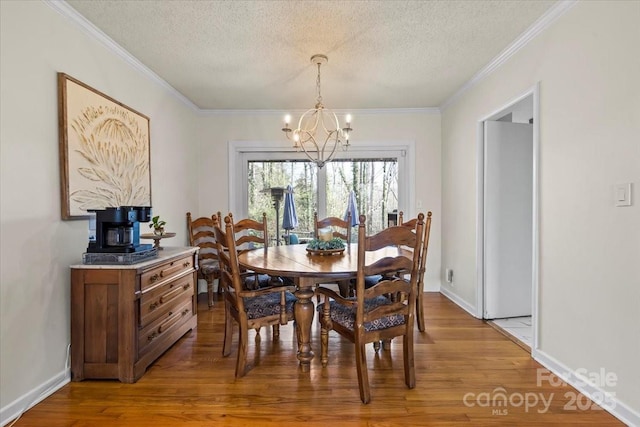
[231,142,413,244]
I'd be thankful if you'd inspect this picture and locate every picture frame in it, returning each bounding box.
[58,73,151,220]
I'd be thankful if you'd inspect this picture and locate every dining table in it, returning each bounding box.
[237,242,413,372]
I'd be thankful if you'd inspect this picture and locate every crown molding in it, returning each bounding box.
[45,0,200,112]
[440,0,578,111]
[197,107,441,116]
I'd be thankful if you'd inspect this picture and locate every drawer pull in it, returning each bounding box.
[149,273,160,283]
[149,302,159,311]
[158,310,187,333]
[183,261,191,268]
[147,331,158,342]
[159,282,190,303]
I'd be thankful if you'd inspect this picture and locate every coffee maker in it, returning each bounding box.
[87,206,153,253]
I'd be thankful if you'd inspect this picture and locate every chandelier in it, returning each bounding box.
[281,54,353,168]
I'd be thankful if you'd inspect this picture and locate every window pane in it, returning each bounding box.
[325,159,398,234]
[248,161,317,244]
[248,158,398,243]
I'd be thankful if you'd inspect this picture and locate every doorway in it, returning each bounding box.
[475,85,539,351]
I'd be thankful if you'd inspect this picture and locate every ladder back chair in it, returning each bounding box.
[227,212,278,290]
[314,212,352,243]
[186,212,220,308]
[399,210,433,332]
[313,212,352,297]
[317,213,425,403]
[213,216,296,378]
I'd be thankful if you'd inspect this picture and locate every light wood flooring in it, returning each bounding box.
[11,293,623,426]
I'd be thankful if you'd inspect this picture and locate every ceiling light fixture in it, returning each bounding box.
[282,54,352,168]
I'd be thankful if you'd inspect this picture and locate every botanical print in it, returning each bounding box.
[59,74,151,219]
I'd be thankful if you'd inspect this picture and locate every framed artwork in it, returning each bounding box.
[58,73,152,220]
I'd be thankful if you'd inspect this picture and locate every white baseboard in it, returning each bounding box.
[0,369,70,427]
[438,286,479,318]
[532,349,639,427]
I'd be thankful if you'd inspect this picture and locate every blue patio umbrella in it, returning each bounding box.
[344,190,359,227]
[282,185,298,236]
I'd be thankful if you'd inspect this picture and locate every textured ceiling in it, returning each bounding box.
[65,0,556,110]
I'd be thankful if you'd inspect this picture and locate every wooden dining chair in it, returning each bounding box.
[399,211,433,332]
[314,212,352,243]
[213,216,297,378]
[186,212,220,308]
[313,212,352,297]
[317,213,425,403]
[227,212,278,290]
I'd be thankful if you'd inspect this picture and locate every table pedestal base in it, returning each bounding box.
[294,282,315,372]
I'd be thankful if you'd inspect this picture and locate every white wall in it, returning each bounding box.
[195,111,443,290]
[0,1,199,420]
[441,0,639,419]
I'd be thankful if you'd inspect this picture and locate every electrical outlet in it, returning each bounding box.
[445,269,453,283]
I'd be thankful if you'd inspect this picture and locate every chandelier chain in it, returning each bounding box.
[316,62,323,106]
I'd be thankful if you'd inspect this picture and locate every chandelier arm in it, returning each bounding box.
[298,133,324,165]
[320,130,341,164]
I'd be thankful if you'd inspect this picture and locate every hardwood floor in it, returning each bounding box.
[11,293,622,426]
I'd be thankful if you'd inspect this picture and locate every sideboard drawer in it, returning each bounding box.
[140,255,194,291]
[140,275,194,328]
[139,298,194,356]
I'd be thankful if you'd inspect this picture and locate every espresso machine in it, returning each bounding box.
[87,206,153,253]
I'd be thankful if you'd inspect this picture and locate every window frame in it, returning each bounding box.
[229,140,415,222]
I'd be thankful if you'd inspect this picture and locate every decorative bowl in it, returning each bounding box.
[306,247,345,256]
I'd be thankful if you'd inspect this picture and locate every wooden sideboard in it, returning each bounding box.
[70,247,198,383]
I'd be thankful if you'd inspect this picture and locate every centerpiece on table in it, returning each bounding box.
[306,227,346,256]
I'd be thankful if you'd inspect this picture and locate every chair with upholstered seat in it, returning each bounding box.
[186,212,220,308]
[214,215,296,377]
[313,212,352,297]
[317,213,425,403]
[399,210,433,332]
[227,212,279,290]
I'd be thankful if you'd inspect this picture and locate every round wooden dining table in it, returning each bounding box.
[237,242,411,372]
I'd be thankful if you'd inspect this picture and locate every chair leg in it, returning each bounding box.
[222,305,233,357]
[403,331,416,389]
[207,280,214,307]
[416,287,426,332]
[320,325,329,368]
[355,342,371,404]
[320,298,331,367]
[236,324,249,378]
[272,324,280,340]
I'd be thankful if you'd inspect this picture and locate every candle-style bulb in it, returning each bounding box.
[284,114,291,126]
[345,114,352,125]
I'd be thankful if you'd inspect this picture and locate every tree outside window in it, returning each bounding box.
[248,159,397,243]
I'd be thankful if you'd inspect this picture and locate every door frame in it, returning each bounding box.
[475,82,540,351]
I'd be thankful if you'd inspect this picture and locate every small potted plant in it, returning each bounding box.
[149,215,167,236]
